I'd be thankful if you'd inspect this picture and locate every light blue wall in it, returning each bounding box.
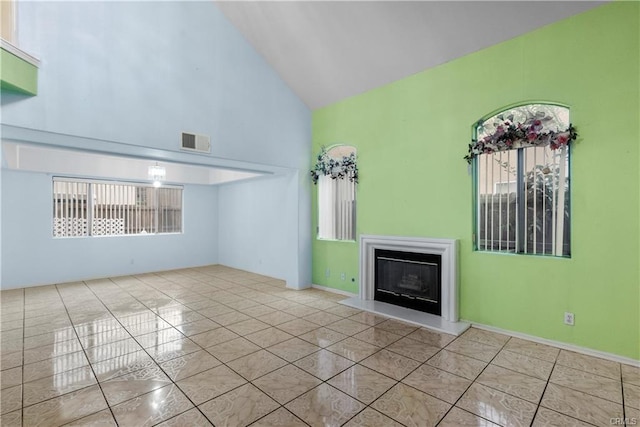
[1,170,219,289]
[0,1,312,289]
[218,172,311,289]
[2,1,310,169]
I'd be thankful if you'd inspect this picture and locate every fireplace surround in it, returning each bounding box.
[340,234,469,335]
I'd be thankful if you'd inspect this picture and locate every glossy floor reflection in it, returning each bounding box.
[1,266,638,426]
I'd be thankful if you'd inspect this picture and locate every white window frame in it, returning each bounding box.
[52,177,184,238]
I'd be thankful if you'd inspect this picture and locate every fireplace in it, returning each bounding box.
[357,235,459,323]
[374,249,441,315]
[340,235,468,335]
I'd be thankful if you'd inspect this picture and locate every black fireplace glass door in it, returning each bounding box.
[374,249,441,315]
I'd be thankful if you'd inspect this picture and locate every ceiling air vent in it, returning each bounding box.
[181,132,211,153]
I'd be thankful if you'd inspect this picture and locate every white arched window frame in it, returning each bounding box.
[470,104,574,257]
[314,145,357,241]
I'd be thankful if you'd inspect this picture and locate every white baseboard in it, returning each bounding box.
[467,321,640,367]
[303,286,640,366]
[310,283,357,297]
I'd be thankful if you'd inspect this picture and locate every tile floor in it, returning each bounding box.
[0,265,638,426]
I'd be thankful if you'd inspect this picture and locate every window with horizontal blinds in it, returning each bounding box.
[318,174,356,241]
[53,178,183,238]
[316,145,357,241]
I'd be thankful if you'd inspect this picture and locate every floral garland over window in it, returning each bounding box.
[464,112,577,164]
[310,146,359,184]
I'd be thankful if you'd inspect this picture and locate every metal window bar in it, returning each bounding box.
[158,188,163,233]
[87,183,93,237]
[64,182,69,233]
[479,146,569,255]
[544,147,549,255]
[524,148,529,252]
[506,150,515,252]
[125,185,130,234]
[522,146,570,256]
[160,188,166,233]
[550,147,556,256]
[505,152,509,250]
[477,156,483,250]
[73,182,78,231]
[53,178,182,238]
[143,187,147,232]
[161,191,173,233]
[511,157,515,249]
[498,151,502,251]
[137,186,141,233]
[490,154,495,250]
[156,187,182,233]
[483,155,488,250]
[53,180,89,237]
[532,148,537,254]
[555,146,569,256]
[511,150,516,250]
[474,105,571,257]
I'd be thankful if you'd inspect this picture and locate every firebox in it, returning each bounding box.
[374,249,441,315]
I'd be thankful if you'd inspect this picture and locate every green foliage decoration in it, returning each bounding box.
[310,146,359,184]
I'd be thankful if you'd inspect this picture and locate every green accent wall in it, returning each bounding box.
[1,47,38,95]
[312,2,639,359]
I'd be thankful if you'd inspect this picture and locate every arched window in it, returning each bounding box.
[312,145,357,241]
[470,104,575,257]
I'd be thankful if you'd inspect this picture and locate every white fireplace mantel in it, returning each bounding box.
[359,234,459,321]
[340,234,469,335]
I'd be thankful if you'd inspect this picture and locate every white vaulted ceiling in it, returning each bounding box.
[216,1,606,110]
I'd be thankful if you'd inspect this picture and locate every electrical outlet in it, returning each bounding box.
[325,269,330,278]
[340,272,346,281]
[564,312,575,326]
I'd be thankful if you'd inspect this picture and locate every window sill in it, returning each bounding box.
[53,232,183,240]
[317,238,357,243]
[474,250,571,260]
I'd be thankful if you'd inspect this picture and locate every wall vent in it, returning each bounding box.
[181,132,211,153]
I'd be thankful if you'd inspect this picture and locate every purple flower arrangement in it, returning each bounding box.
[465,112,577,163]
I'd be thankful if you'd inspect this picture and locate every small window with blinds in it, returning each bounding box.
[53,178,183,238]
[473,104,571,257]
[317,145,357,241]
